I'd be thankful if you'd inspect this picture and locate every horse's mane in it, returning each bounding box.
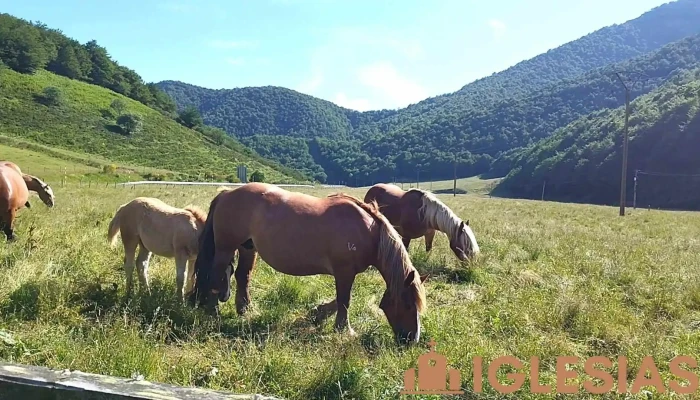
[328,192,426,313]
[407,188,462,240]
[184,205,207,226]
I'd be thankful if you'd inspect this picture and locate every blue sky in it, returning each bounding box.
[3,0,672,111]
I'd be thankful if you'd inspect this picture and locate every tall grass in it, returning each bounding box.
[0,182,698,399]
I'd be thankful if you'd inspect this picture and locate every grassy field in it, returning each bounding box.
[0,140,153,186]
[0,176,698,398]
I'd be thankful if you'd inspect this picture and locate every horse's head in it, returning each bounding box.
[37,182,55,208]
[188,260,232,316]
[379,270,427,344]
[449,220,479,262]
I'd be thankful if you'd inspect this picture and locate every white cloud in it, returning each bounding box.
[334,92,372,111]
[488,19,507,40]
[333,27,424,61]
[158,2,195,12]
[297,72,324,94]
[209,40,258,49]
[356,61,427,109]
[226,57,245,66]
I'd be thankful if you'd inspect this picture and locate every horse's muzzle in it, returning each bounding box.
[396,330,420,345]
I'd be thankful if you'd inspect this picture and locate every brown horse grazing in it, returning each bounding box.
[364,183,479,261]
[187,182,428,344]
[0,162,55,241]
[107,197,207,300]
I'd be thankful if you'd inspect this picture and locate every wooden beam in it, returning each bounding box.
[0,361,283,400]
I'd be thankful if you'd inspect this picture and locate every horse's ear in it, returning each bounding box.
[420,274,429,284]
[403,270,416,288]
[465,220,469,226]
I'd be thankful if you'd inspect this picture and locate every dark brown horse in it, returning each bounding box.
[364,183,479,261]
[187,182,427,344]
[0,162,55,241]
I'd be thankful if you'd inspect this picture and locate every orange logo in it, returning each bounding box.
[401,339,464,395]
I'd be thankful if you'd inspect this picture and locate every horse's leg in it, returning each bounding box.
[122,238,138,298]
[3,209,16,241]
[175,255,188,301]
[185,258,196,294]
[234,248,257,315]
[402,236,411,251]
[312,299,338,324]
[135,244,152,295]
[424,229,436,252]
[334,273,357,336]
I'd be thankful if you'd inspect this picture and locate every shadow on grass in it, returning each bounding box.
[410,250,482,285]
[1,282,41,321]
[66,274,343,346]
[433,188,467,195]
[99,109,115,120]
[105,124,127,135]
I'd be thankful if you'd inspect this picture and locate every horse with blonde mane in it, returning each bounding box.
[188,182,427,344]
[107,197,207,300]
[364,183,479,262]
[0,161,55,241]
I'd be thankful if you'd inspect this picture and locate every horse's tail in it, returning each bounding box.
[187,193,222,307]
[107,204,125,248]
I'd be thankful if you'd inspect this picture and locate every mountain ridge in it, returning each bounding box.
[157,0,700,184]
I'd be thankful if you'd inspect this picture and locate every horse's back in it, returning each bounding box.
[364,183,405,225]
[214,183,378,275]
[119,197,200,257]
[0,162,22,175]
[0,165,28,210]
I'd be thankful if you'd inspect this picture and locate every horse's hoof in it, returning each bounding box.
[236,304,249,316]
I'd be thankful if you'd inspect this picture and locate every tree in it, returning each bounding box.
[207,127,227,145]
[250,170,265,182]
[48,44,82,79]
[39,86,63,106]
[0,23,50,73]
[110,98,127,116]
[116,113,143,135]
[177,105,203,128]
[85,40,114,87]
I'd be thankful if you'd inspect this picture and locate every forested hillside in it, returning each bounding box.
[0,13,304,183]
[158,0,700,184]
[494,67,700,210]
[0,13,176,116]
[156,81,394,181]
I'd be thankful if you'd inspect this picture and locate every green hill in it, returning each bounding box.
[0,67,304,183]
[494,67,700,210]
[157,0,700,184]
[0,12,305,183]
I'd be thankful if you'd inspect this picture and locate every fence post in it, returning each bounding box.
[633,170,638,209]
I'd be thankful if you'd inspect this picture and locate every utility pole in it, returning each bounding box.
[541,180,546,201]
[453,158,457,197]
[615,72,631,217]
[633,169,639,209]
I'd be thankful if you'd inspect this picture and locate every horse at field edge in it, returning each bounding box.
[364,183,479,262]
[0,161,55,241]
[107,197,207,300]
[187,182,428,344]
